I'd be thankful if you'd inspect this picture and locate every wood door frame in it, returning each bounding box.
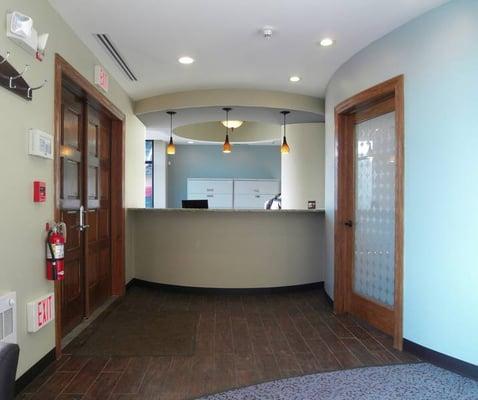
[333,75,404,350]
[53,54,126,357]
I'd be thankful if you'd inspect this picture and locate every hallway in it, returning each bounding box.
[17,285,418,399]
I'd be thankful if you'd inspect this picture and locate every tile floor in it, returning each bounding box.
[17,285,419,400]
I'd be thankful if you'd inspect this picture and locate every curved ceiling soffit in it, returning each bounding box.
[173,120,325,144]
[134,88,325,117]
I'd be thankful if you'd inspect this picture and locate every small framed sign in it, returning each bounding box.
[307,200,316,210]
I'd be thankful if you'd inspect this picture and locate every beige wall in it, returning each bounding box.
[0,0,145,377]
[282,123,325,210]
[131,210,325,288]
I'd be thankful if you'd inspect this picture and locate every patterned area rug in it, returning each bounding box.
[199,363,478,400]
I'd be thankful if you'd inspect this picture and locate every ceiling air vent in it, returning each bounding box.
[94,34,138,81]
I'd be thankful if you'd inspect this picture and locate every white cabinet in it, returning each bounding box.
[187,179,233,195]
[234,180,280,196]
[187,179,233,209]
[233,179,280,209]
[188,193,233,209]
[187,178,280,209]
[234,194,275,209]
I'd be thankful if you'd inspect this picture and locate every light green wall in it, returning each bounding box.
[167,144,281,209]
[324,0,478,364]
[0,0,145,377]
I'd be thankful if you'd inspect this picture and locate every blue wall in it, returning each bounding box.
[167,144,281,208]
[324,0,478,364]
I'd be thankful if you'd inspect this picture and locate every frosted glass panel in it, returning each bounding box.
[353,112,396,307]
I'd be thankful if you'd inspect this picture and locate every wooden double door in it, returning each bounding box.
[59,84,113,336]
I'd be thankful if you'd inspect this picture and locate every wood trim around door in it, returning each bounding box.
[53,54,126,357]
[333,75,404,350]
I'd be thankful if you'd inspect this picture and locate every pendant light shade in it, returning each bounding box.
[167,137,175,155]
[222,107,232,154]
[223,134,232,154]
[280,110,290,154]
[281,136,290,154]
[166,111,176,155]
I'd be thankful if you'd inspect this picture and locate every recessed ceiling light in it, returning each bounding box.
[289,76,301,82]
[178,56,194,64]
[320,38,334,47]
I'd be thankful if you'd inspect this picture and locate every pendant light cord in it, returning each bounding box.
[226,109,229,136]
[283,112,286,139]
[281,110,290,138]
[166,111,176,140]
[170,112,173,139]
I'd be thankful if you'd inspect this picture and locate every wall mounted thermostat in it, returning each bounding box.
[28,129,53,159]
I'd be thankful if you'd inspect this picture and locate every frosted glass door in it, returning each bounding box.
[353,112,396,307]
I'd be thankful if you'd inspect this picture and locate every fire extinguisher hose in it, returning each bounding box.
[47,230,58,280]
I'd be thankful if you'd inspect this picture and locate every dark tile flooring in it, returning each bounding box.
[18,285,419,400]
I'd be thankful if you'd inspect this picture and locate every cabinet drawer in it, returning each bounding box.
[234,193,275,209]
[188,179,233,194]
[234,180,280,195]
[188,193,233,209]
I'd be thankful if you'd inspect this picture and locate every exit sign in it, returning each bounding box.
[94,65,109,92]
[27,293,55,333]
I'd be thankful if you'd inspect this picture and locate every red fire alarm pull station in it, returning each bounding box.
[33,181,46,202]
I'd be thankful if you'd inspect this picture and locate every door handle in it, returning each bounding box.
[344,220,353,228]
[77,205,90,231]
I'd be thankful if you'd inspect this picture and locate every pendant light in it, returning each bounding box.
[222,107,232,154]
[280,110,290,154]
[166,111,176,155]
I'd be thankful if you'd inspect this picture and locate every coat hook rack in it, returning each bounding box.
[0,51,44,101]
[0,51,10,65]
[27,80,47,99]
[1,64,30,89]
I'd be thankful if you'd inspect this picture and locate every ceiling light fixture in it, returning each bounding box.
[320,38,334,47]
[188,141,195,144]
[280,110,290,154]
[222,107,232,154]
[221,120,243,129]
[289,76,301,82]
[178,56,194,64]
[166,111,176,155]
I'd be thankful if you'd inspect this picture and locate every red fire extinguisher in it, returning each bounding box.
[46,222,66,281]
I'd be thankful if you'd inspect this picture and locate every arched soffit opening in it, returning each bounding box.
[135,88,324,119]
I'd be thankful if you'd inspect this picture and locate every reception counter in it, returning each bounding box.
[127,208,325,289]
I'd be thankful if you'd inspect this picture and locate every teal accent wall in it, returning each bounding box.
[324,0,478,364]
[167,144,281,208]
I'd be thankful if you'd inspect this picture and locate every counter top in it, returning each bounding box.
[128,208,325,214]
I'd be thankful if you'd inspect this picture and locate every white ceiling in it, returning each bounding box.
[49,0,448,100]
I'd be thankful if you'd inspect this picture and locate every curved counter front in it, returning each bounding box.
[127,208,325,289]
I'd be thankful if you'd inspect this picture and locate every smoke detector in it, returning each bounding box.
[262,26,274,39]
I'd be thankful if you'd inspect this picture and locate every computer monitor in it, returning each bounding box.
[182,199,209,209]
